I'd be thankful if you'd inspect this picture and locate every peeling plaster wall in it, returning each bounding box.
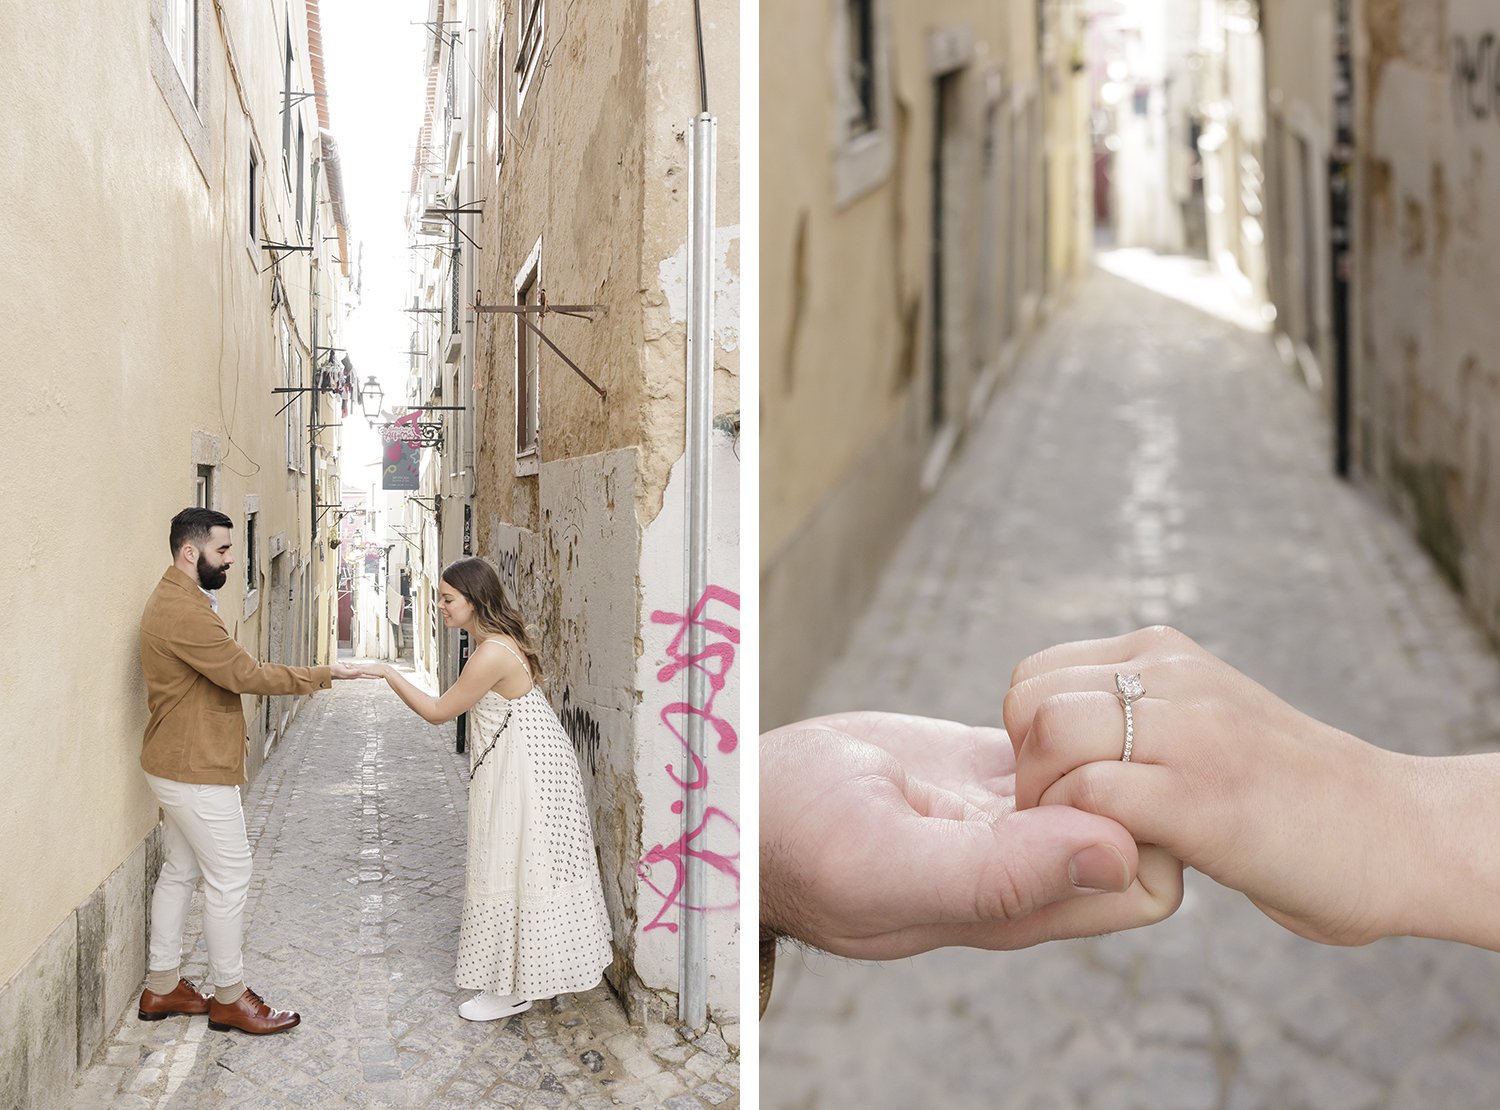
[638,0,741,527]
[543,451,646,989]
[466,0,739,1019]
[1360,0,1500,642]
[633,431,741,1019]
[486,470,645,998]
[471,0,650,533]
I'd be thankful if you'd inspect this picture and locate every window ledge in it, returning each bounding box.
[834,128,894,209]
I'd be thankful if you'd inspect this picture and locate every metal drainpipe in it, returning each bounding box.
[680,111,716,1031]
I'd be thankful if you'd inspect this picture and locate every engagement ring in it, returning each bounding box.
[1115,672,1144,762]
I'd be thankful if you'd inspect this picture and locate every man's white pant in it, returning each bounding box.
[144,773,253,989]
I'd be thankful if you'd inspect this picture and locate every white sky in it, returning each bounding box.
[315,0,431,490]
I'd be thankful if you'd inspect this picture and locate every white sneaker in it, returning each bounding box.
[458,992,533,1021]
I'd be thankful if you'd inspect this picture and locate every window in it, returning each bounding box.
[195,464,214,508]
[282,18,294,184]
[449,207,462,334]
[245,511,259,595]
[516,0,544,104]
[832,0,893,206]
[163,0,196,102]
[495,26,507,165]
[282,319,301,472]
[248,145,260,248]
[150,0,208,171]
[295,118,306,231]
[845,0,876,135]
[515,241,542,459]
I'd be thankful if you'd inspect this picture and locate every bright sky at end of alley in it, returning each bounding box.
[315,0,431,487]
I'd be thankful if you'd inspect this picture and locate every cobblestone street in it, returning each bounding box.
[70,671,738,1109]
[761,253,1500,1109]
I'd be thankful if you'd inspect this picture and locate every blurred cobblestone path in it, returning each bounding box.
[70,669,738,1109]
[761,253,1500,1110]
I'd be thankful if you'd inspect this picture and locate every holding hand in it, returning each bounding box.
[1005,625,1500,950]
[761,711,1182,960]
[330,662,377,680]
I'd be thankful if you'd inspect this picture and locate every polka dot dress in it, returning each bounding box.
[457,686,613,999]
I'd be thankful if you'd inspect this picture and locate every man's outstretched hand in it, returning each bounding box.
[760,712,1182,960]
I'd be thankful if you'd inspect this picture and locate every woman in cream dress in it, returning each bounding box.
[361,557,611,1020]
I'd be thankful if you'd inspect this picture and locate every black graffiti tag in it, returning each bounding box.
[1452,32,1500,124]
[560,685,602,777]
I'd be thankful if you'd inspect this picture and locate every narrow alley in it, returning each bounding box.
[760,254,1500,1110]
[69,671,738,1110]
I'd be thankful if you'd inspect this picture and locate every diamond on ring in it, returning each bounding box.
[1115,672,1144,762]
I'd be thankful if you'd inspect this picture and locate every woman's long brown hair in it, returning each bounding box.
[440,557,543,680]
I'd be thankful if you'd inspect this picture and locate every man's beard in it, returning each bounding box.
[197,553,229,591]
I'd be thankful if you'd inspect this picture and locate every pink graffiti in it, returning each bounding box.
[638,586,741,933]
[637,807,741,934]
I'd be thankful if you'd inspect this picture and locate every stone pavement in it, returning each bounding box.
[70,668,738,1109]
[760,252,1500,1110]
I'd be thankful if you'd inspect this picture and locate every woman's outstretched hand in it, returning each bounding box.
[1004,625,1500,951]
[760,711,1182,960]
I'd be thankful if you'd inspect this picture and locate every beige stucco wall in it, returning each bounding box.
[0,0,344,1050]
[1356,0,1500,641]
[761,0,1087,726]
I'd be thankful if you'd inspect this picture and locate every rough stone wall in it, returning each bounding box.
[469,0,740,1021]
[1359,0,1500,642]
[542,450,647,993]
[0,832,162,1110]
[471,0,650,532]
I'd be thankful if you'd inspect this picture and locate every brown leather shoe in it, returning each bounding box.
[138,977,211,1021]
[207,986,301,1035]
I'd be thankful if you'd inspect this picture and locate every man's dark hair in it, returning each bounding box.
[170,507,234,556]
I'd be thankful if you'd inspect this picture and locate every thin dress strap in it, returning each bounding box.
[483,638,533,677]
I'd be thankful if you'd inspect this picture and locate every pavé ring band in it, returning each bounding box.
[1115,672,1144,762]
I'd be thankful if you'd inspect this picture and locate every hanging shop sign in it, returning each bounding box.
[380,411,423,490]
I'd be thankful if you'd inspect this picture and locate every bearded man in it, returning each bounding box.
[135,507,365,1034]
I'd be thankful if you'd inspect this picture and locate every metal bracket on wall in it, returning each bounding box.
[281,91,327,114]
[470,291,609,399]
[312,501,344,528]
[418,204,484,251]
[260,240,312,269]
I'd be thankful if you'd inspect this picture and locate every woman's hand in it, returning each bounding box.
[1004,626,1416,947]
[761,711,1182,960]
[355,662,395,680]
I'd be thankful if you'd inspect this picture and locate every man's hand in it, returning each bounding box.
[760,711,1182,960]
[330,662,375,680]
